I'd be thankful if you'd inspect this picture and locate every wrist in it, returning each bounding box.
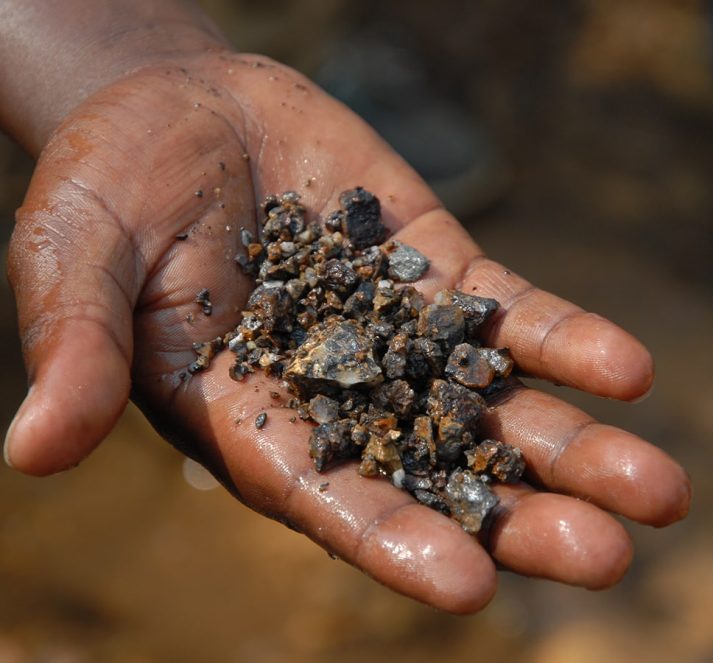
[0,1,231,155]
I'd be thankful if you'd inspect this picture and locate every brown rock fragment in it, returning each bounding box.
[359,431,403,477]
[445,343,496,389]
[399,415,437,474]
[188,336,224,374]
[467,439,525,483]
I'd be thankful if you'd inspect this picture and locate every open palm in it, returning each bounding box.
[6,51,690,612]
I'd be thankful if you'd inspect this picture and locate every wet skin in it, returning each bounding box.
[3,51,690,613]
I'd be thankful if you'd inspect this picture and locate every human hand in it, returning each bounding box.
[4,51,690,612]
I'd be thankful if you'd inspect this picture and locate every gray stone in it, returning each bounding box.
[443,469,499,534]
[284,319,383,396]
[384,239,430,282]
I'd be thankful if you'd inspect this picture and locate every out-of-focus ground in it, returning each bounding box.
[1,1,712,661]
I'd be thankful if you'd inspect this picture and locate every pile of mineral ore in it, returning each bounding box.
[219,187,525,534]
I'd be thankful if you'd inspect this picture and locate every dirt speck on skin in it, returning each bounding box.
[195,288,213,316]
[255,412,268,429]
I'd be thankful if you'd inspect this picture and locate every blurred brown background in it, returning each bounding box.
[1,1,712,661]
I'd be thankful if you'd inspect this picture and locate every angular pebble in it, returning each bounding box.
[339,187,387,249]
[435,289,499,329]
[467,439,525,483]
[308,394,340,424]
[284,319,383,395]
[443,469,499,534]
[445,343,495,389]
[417,304,465,350]
[383,239,430,282]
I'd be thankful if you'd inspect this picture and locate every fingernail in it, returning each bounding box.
[629,382,654,404]
[3,418,17,468]
[4,388,34,468]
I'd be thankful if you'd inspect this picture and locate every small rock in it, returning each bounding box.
[284,319,383,395]
[343,281,376,318]
[479,347,514,378]
[323,258,358,294]
[445,343,495,389]
[195,288,213,316]
[308,394,340,424]
[435,289,499,331]
[467,439,525,483]
[443,469,499,534]
[427,379,486,462]
[188,336,224,374]
[338,187,387,249]
[383,239,430,282]
[309,420,356,471]
[371,379,415,418]
[246,282,294,333]
[417,304,465,350]
[399,415,437,474]
[359,430,403,477]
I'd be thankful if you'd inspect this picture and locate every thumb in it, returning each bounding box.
[4,177,138,475]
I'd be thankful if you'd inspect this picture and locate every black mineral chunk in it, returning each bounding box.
[309,420,357,471]
[323,258,358,294]
[398,415,436,474]
[247,283,295,332]
[413,489,449,514]
[406,337,444,381]
[195,288,213,316]
[343,281,376,318]
[255,412,268,429]
[417,304,465,351]
[338,187,387,249]
[427,380,486,462]
[435,289,499,331]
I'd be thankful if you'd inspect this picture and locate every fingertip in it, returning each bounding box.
[6,329,130,476]
[359,503,498,614]
[490,490,634,590]
[584,520,634,590]
[615,339,655,403]
[572,314,655,401]
[647,464,692,528]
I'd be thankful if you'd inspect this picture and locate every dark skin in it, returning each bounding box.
[0,1,691,613]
